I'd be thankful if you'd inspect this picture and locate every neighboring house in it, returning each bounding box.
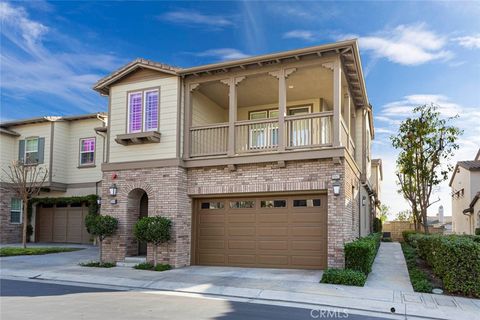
[93,39,378,270]
[0,114,107,243]
[449,149,480,235]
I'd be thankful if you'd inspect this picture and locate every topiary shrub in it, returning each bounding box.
[344,233,381,275]
[373,217,382,233]
[85,215,118,263]
[320,269,367,286]
[134,216,172,266]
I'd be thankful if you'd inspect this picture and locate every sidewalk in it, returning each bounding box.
[1,244,479,320]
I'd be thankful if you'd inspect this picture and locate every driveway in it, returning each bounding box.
[0,243,98,274]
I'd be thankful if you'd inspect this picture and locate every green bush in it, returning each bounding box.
[79,261,116,268]
[85,214,119,262]
[133,216,172,266]
[344,233,381,275]
[134,262,172,272]
[373,218,382,233]
[402,230,418,243]
[476,228,480,236]
[320,269,367,286]
[401,243,433,293]
[0,247,82,257]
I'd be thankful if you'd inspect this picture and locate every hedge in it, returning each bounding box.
[401,243,433,293]
[320,268,367,286]
[345,233,381,275]
[413,234,480,297]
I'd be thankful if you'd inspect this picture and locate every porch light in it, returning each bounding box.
[97,197,102,205]
[362,196,366,206]
[332,181,340,196]
[109,184,117,196]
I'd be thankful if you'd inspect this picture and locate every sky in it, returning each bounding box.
[1,1,479,218]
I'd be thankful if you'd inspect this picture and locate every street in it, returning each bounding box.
[0,279,391,320]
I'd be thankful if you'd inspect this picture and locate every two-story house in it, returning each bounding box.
[450,149,480,235]
[0,114,107,243]
[93,39,377,269]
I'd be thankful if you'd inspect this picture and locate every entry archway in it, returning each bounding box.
[127,188,149,256]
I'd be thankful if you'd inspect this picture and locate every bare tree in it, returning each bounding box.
[2,161,48,248]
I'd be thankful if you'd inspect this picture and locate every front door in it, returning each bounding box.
[138,193,148,256]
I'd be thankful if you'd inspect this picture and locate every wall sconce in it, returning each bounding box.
[110,199,117,205]
[109,184,117,196]
[96,197,102,205]
[333,181,341,196]
[362,196,366,206]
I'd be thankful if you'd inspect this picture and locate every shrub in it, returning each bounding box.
[401,243,433,293]
[0,247,82,257]
[79,261,116,268]
[320,269,367,286]
[85,215,118,262]
[344,233,381,275]
[476,228,480,236]
[373,218,382,233]
[134,262,172,272]
[134,216,172,266]
[402,230,418,243]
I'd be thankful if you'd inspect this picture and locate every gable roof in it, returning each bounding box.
[0,113,106,128]
[449,160,480,186]
[93,59,181,95]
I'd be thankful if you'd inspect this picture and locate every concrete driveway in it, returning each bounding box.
[0,243,98,273]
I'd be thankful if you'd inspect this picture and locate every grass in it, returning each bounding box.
[79,261,116,268]
[134,262,172,272]
[401,243,433,293]
[0,247,83,257]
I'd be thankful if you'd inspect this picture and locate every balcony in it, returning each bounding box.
[184,57,356,161]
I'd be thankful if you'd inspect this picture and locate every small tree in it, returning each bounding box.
[2,160,48,248]
[395,210,413,222]
[85,215,118,262]
[377,204,389,223]
[134,216,172,266]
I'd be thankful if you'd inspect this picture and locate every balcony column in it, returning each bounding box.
[333,57,342,147]
[221,77,245,156]
[270,68,296,152]
[183,83,199,159]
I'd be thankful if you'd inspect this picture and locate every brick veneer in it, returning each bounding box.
[0,185,22,243]
[101,158,361,269]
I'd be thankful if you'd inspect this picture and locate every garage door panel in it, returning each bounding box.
[257,227,288,237]
[38,209,53,242]
[199,239,225,249]
[228,227,255,236]
[258,255,289,265]
[258,240,288,250]
[66,209,82,243]
[291,212,325,223]
[291,240,325,251]
[228,213,255,223]
[228,240,255,250]
[291,226,325,237]
[257,213,288,223]
[199,227,225,236]
[199,214,225,224]
[198,254,225,265]
[228,255,256,264]
[291,255,326,268]
[52,209,67,242]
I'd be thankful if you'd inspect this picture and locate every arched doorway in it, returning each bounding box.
[127,188,149,256]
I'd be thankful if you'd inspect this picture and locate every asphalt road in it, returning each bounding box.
[1,279,391,320]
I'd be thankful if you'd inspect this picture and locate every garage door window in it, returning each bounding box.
[260,200,287,208]
[10,198,22,224]
[293,199,321,207]
[201,202,224,210]
[230,201,255,209]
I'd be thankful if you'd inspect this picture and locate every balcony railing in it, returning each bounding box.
[189,112,333,157]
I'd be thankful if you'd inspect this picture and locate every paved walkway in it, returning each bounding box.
[365,242,414,292]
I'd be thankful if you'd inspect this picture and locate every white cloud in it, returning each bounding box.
[382,94,463,117]
[453,35,480,49]
[344,24,453,66]
[0,2,125,117]
[195,48,249,61]
[160,10,232,28]
[283,30,315,41]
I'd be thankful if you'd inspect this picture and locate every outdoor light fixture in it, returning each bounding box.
[109,184,117,196]
[362,196,366,206]
[333,181,340,196]
[97,197,102,205]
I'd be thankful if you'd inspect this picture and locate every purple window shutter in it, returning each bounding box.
[82,138,95,152]
[145,91,158,131]
[129,93,142,132]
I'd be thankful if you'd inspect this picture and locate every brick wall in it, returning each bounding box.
[0,185,22,243]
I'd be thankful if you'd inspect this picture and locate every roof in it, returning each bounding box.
[0,127,20,136]
[93,40,370,109]
[463,192,480,214]
[449,158,480,186]
[476,149,480,161]
[0,112,107,128]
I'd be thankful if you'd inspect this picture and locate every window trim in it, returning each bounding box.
[78,137,96,167]
[126,87,160,134]
[24,136,39,165]
[10,198,23,224]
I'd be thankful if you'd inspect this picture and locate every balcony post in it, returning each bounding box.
[183,83,199,159]
[333,58,342,147]
[222,77,245,156]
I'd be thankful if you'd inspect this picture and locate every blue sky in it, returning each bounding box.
[1,1,479,216]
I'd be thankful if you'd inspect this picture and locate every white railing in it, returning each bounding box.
[189,123,228,157]
[235,118,279,153]
[286,112,332,148]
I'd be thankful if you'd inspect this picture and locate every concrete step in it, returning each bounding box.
[116,256,147,268]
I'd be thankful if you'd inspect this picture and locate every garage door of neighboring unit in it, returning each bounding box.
[37,205,91,244]
[193,194,327,269]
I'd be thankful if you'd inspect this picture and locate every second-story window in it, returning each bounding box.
[79,138,95,166]
[25,137,39,164]
[127,89,159,133]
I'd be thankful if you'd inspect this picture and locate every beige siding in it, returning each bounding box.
[451,168,480,234]
[192,91,228,126]
[109,76,179,162]
[0,133,16,177]
[52,121,69,183]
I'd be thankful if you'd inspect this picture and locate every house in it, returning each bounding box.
[449,149,480,235]
[370,158,383,221]
[0,114,107,243]
[92,39,378,270]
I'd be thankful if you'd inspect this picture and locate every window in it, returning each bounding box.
[79,138,95,166]
[288,106,312,147]
[201,202,224,210]
[128,89,159,133]
[293,199,321,207]
[248,110,278,149]
[230,201,255,209]
[260,200,286,208]
[10,198,22,224]
[25,138,39,164]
